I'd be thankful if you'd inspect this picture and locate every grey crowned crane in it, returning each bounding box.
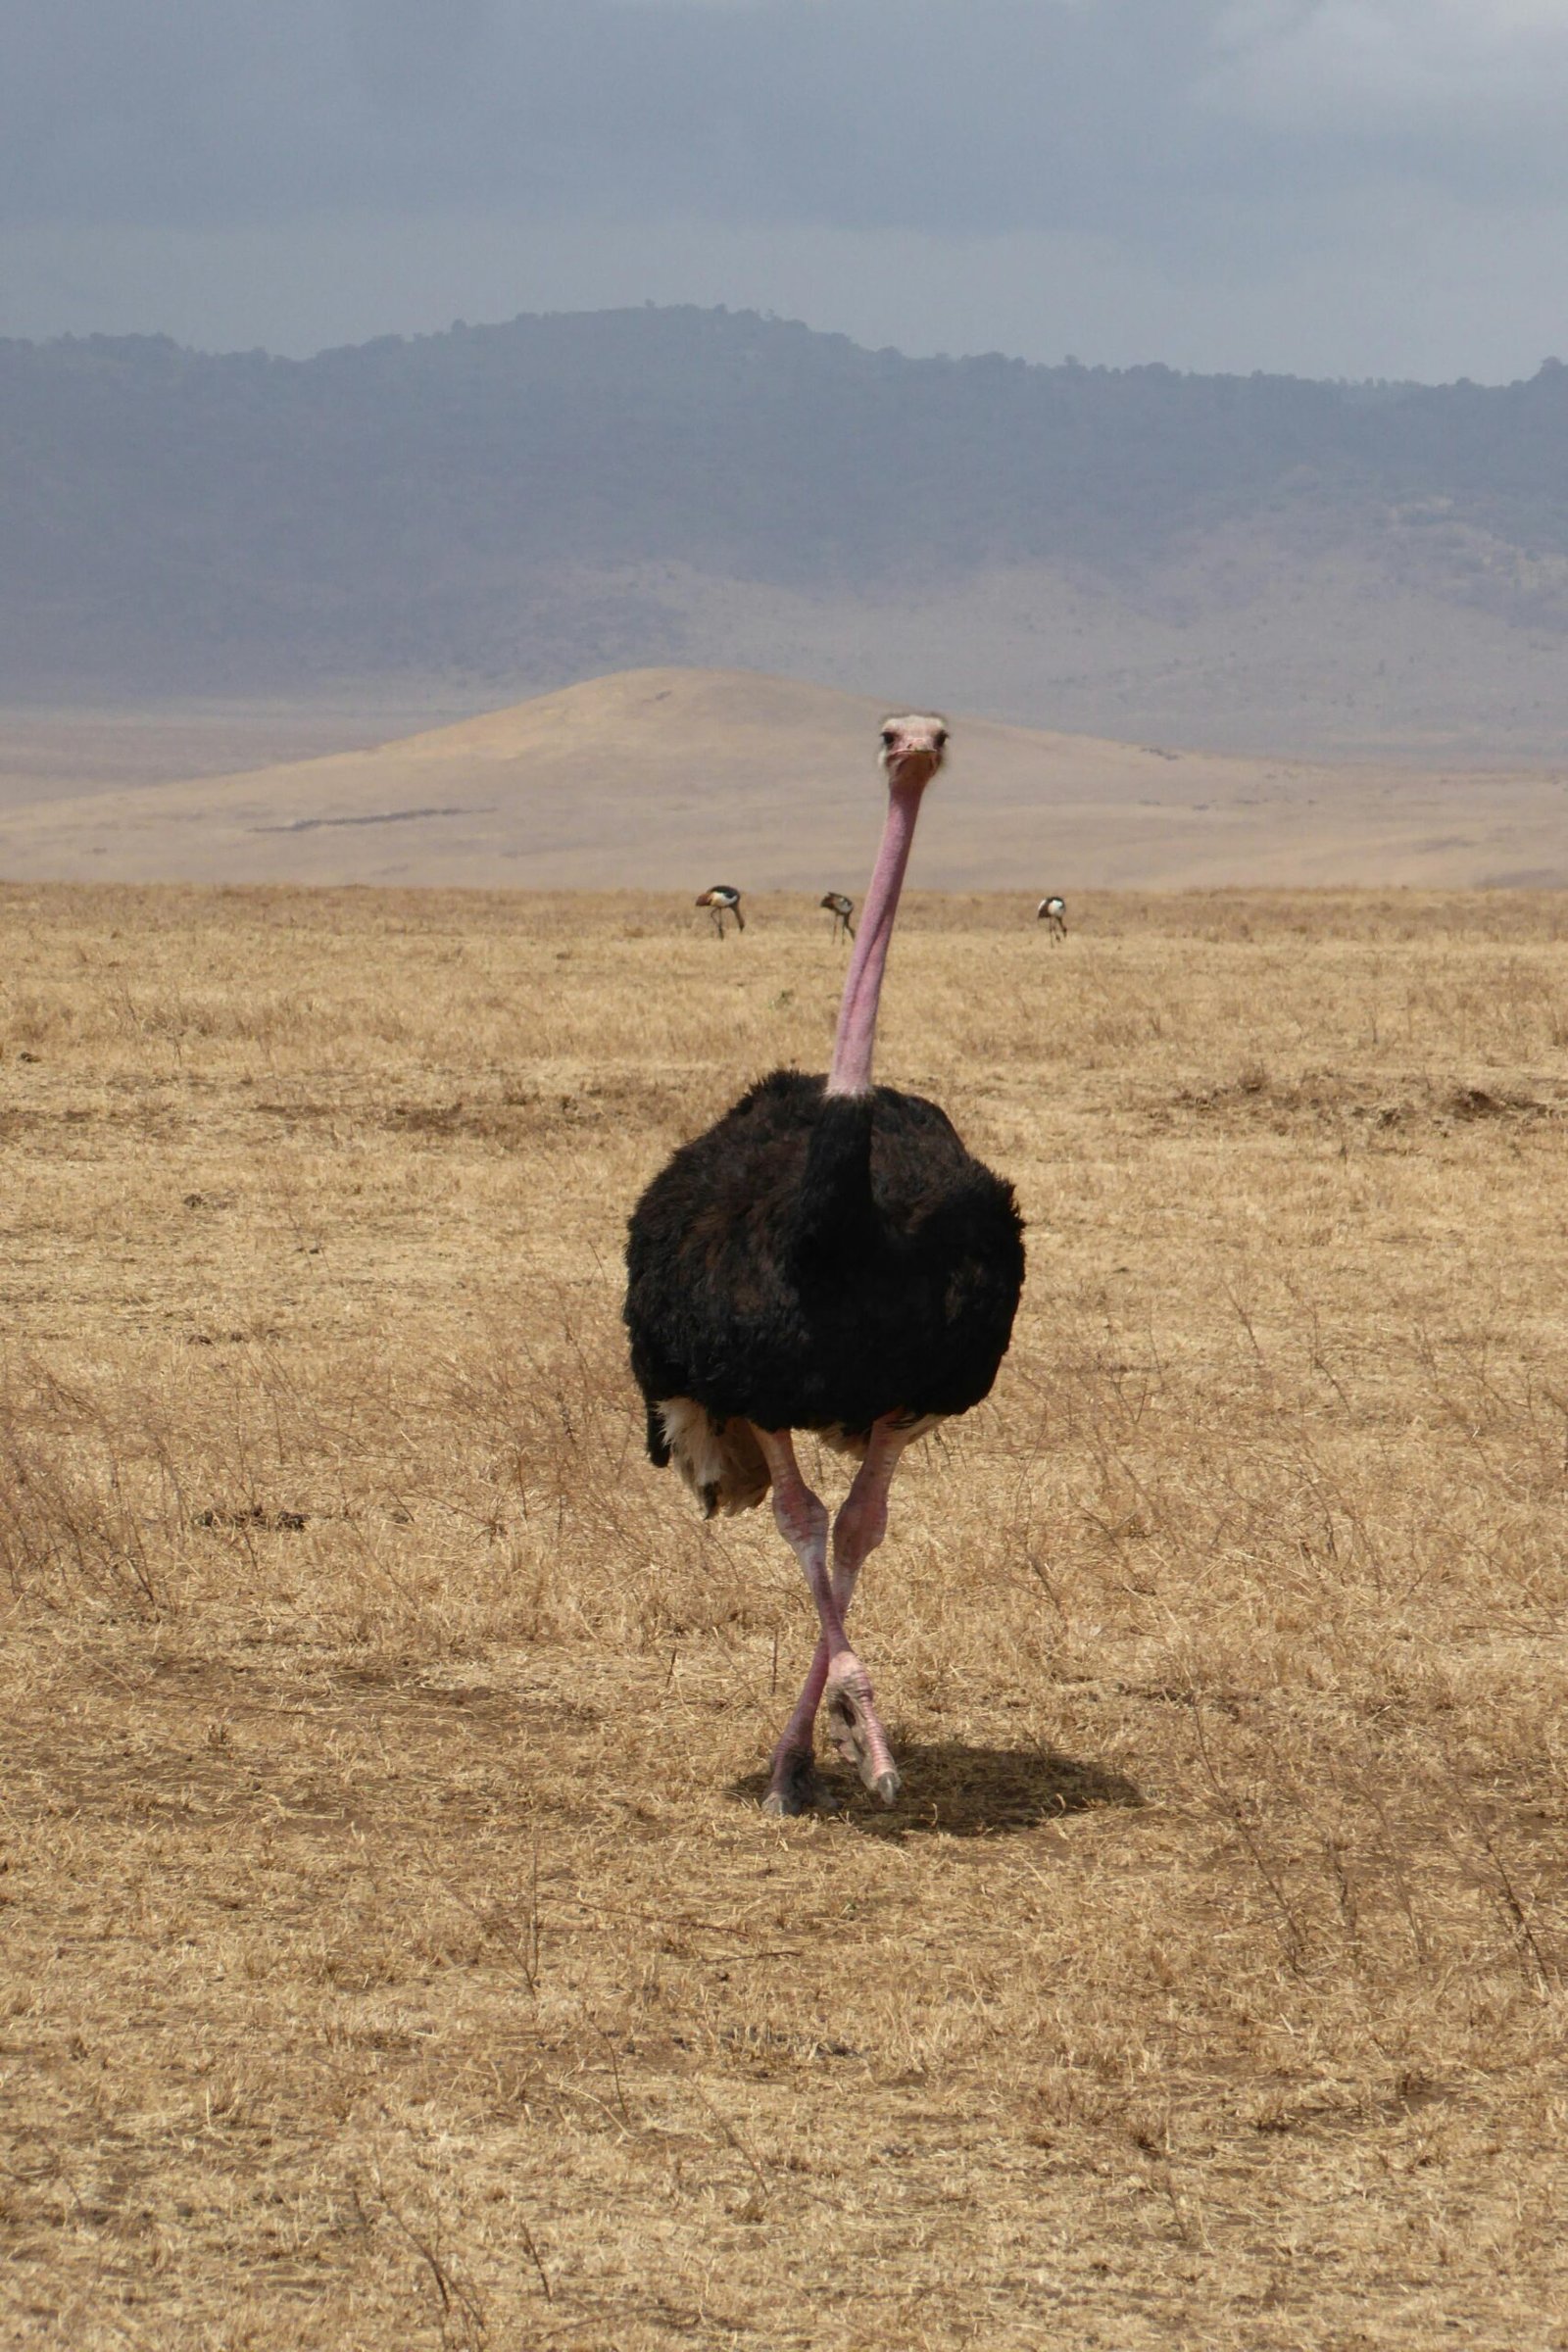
[696,885,744,938]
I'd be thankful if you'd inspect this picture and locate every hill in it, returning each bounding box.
[6,310,1568,758]
[2,665,1565,890]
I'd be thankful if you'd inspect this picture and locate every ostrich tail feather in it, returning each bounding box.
[658,1399,770,1516]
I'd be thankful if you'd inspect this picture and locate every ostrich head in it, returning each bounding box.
[878,713,948,793]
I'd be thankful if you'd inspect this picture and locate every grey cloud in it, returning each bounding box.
[7,0,1568,242]
[344,0,494,112]
[1204,2,1568,196]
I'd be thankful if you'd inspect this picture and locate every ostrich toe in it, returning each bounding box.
[761,1746,819,1817]
[824,1658,901,1805]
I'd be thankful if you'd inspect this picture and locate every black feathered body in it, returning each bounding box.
[625,1070,1024,1504]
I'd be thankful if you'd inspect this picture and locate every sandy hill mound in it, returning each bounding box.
[0,666,1562,890]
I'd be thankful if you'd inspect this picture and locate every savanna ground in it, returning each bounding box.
[3,883,1568,2351]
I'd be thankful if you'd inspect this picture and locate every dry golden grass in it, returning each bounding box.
[3,881,1568,2350]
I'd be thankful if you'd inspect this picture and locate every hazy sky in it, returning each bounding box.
[5,0,1568,379]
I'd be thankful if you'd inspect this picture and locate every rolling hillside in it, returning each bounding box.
[2,666,1564,890]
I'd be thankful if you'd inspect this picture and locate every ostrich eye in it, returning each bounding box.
[934,730,948,749]
[880,730,897,748]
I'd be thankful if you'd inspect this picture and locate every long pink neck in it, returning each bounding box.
[825,778,924,1097]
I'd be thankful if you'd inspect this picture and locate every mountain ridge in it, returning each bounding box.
[6,309,1568,757]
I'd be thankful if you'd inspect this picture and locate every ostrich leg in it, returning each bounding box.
[757,1421,907,1813]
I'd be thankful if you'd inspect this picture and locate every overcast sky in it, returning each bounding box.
[5,0,1568,380]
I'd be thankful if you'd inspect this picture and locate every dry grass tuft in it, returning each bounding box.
[3,883,1568,2348]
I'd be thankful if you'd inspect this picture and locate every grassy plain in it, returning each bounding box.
[3,883,1568,2350]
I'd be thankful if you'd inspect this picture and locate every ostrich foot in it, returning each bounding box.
[761,1744,819,1818]
[825,1658,901,1806]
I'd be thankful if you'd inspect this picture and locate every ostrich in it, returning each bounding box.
[696,885,744,938]
[820,891,856,942]
[626,716,1025,1814]
[1037,895,1067,943]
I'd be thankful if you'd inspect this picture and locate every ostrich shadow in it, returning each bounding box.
[730,1738,1142,1838]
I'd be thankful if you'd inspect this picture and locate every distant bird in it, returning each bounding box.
[696,885,745,938]
[626,716,1025,1815]
[1037,895,1067,943]
[820,891,856,942]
